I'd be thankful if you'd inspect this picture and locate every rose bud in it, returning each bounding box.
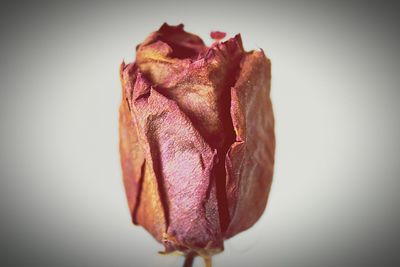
[119,23,275,266]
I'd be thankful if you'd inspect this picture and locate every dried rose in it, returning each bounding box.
[119,23,275,266]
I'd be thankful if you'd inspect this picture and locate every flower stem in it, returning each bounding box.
[203,256,212,267]
[182,252,196,267]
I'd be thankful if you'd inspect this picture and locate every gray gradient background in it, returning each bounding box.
[0,1,399,266]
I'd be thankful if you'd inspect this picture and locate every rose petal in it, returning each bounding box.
[120,63,167,241]
[210,31,227,41]
[224,50,275,238]
[119,63,145,222]
[126,70,224,254]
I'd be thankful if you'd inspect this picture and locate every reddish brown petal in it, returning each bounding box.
[224,51,275,238]
[120,63,167,242]
[126,70,224,255]
[119,62,145,221]
[210,31,226,41]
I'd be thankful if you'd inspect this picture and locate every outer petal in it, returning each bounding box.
[120,63,167,242]
[224,51,275,238]
[119,62,145,221]
[126,70,224,255]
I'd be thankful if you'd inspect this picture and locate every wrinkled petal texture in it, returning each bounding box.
[119,23,275,256]
[225,51,275,238]
[136,24,243,151]
[121,64,224,255]
[119,63,167,242]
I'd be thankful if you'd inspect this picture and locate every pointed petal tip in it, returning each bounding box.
[159,22,185,32]
[119,60,126,79]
